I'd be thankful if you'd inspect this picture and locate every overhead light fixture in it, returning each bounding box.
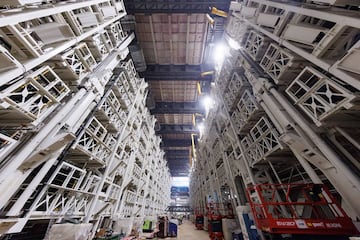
[172,177,190,186]
[201,95,215,114]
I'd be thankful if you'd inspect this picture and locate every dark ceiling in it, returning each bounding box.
[123,0,231,176]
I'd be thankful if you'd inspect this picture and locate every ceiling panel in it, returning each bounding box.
[134,13,207,65]
[149,80,198,102]
[129,8,224,177]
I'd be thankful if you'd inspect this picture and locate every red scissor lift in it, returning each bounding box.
[194,207,205,230]
[207,202,234,240]
[246,183,359,236]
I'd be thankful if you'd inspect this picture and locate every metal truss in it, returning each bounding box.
[0,66,70,126]
[244,30,270,61]
[106,22,128,47]
[260,43,305,85]
[193,1,360,232]
[231,0,360,88]
[0,1,127,85]
[0,1,172,237]
[231,89,263,135]
[286,66,360,126]
[142,64,211,81]
[51,42,97,84]
[30,162,99,218]
[241,117,283,167]
[84,31,114,61]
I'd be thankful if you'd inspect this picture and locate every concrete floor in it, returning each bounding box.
[165,220,210,240]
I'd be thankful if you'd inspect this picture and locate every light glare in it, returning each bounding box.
[228,37,241,50]
[213,43,229,66]
[172,177,189,186]
[197,122,205,136]
[201,95,214,114]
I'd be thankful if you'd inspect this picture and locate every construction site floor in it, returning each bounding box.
[164,220,209,240]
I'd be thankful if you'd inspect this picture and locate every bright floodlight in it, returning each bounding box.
[197,122,205,136]
[201,95,214,114]
[213,43,229,66]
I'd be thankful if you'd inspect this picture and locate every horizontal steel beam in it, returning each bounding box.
[167,156,190,160]
[156,123,199,134]
[162,139,193,147]
[125,1,230,14]
[141,64,212,81]
[168,162,190,167]
[152,102,205,115]
[168,162,189,167]
[165,150,190,156]
[170,172,189,177]
[170,172,190,176]
[170,170,190,174]
[167,162,190,168]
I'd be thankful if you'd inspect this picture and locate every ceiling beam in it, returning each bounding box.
[151,102,205,115]
[166,153,190,158]
[161,139,193,147]
[167,158,190,162]
[168,164,190,168]
[165,150,190,156]
[170,171,190,176]
[170,168,190,173]
[185,14,190,64]
[141,64,212,81]
[167,159,190,163]
[168,15,173,64]
[124,0,230,14]
[156,124,199,134]
[148,15,158,63]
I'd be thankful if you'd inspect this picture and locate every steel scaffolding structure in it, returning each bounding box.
[0,1,171,239]
[191,0,360,239]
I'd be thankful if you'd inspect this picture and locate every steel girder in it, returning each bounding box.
[124,0,230,14]
[151,102,205,115]
[161,139,193,147]
[168,159,190,165]
[141,64,212,81]
[165,150,190,156]
[170,171,190,176]
[156,124,199,134]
